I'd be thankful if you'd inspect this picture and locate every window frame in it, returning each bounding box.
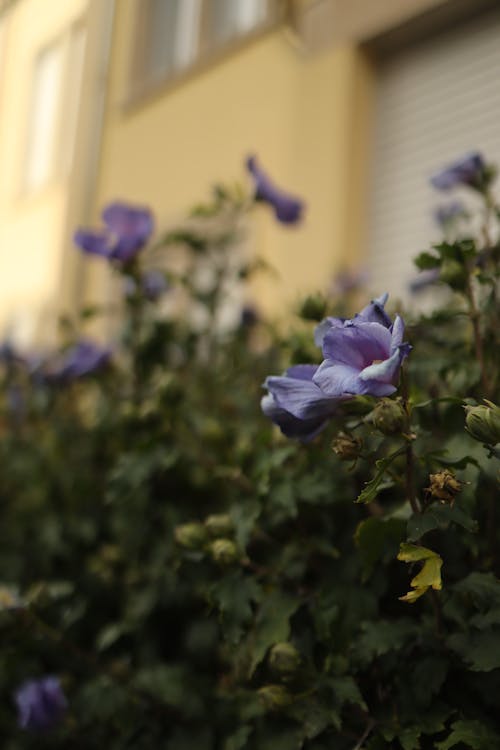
[127,0,289,107]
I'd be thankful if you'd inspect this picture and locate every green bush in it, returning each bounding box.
[0,154,499,748]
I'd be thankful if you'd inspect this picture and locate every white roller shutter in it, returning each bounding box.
[367,7,500,302]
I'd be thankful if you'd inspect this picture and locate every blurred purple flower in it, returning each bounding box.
[15,676,67,731]
[434,200,466,228]
[246,155,304,225]
[430,152,486,191]
[49,339,111,382]
[74,202,154,263]
[142,269,168,301]
[262,365,340,441]
[240,304,259,328]
[408,268,440,294]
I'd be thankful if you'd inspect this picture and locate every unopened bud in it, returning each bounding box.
[209,539,238,566]
[299,294,327,322]
[269,643,301,679]
[439,258,467,289]
[465,400,500,446]
[369,398,407,435]
[174,522,208,550]
[332,432,362,461]
[257,685,292,710]
[205,514,234,538]
[427,469,463,506]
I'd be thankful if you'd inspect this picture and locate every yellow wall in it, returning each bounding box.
[0,0,88,345]
[92,3,372,318]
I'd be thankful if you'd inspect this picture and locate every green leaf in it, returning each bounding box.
[329,675,367,710]
[447,628,500,671]
[435,719,500,749]
[355,619,418,664]
[249,591,299,675]
[224,726,252,750]
[209,571,262,645]
[407,501,478,541]
[356,446,406,504]
[414,251,441,270]
[355,517,406,579]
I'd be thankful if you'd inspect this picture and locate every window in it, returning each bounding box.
[24,41,65,192]
[23,24,86,194]
[133,0,280,94]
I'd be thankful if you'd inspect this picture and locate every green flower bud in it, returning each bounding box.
[427,469,463,506]
[439,258,467,289]
[257,685,293,710]
[368,398,407,435]
[268,643,301,679]
[298,294,327,321]
[465,400,500,446]
[205,514,234,538]
[209,539,238,566]
[332,432,362,461]
[174,522,208,550]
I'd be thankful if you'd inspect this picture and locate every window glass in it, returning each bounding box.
[209,0,269,45]
[144,0,201,82]
[24,41,64,192]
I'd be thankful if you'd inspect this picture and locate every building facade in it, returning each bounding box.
[0,0,499,342]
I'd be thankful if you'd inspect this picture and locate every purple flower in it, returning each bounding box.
[141,269,168,300]
[313,314,411,399]
[246,155,304,225]
[434,200,466,228]
[74,202,154,263]
[15,676,67,731]
[262,365,340,441]
[262,295,410,440]
[430,152,486,191]
[49,339,112,382]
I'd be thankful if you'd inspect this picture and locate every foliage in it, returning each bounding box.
[0,157,499,748]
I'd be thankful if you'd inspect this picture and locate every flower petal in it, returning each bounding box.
[322,322,391,368]
[264,373,336,420]
[73,229,111,257]
[313,359,364,397]
[261,395,328,441]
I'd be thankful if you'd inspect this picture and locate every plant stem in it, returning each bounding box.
[465,272,489,396]
[401,366,421,515]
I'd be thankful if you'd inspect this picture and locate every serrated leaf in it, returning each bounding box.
[329,675,367,710]
[435,719,500,749]
[356,446,406,504]
[355,517,406,579]
[209,571,262,645]
[249,591,299,675]
[447,628,500,671]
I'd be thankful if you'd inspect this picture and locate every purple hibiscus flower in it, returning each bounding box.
[74,202,154,263]
[262,294,410,440]
[48,339,112,382]
[247,155,304,225]
[313,313,411,399]
[15,676,67,731]
[430,152,486,191]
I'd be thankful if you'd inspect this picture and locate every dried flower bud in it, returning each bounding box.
[427,469,463,506]
[299,294,327,321]
[209,539,238,566]
[465,400,500,446]
[257,685,293,710]
[269,643,301,679]
[174,522,208,550]
[369,398,407,435]
[332,432,362,461]
[205,514,234,538]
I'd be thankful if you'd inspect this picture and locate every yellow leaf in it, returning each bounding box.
[410,557,443,591]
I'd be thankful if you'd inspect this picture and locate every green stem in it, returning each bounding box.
[400,366,421,515]
[465,272,489,397]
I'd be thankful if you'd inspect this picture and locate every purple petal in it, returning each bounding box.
[322,322,391,368]
[102,202,154,261]
[430,152,485,191]
[286,364,319,381]
[355,293,392,328]
[359,347,404,385]
[313,359,365,397]
[264,373,336,420]
[390,315,405,349]
[261,394,328,441]
[73,229,111,257]
[314,317,345,347]
[247,155,304,225]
